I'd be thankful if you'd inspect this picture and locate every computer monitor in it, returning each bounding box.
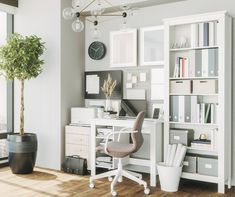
[119,99,147,117]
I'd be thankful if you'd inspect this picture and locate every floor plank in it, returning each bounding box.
[0,167,234,197]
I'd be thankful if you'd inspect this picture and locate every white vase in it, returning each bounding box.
[105,98,112,112]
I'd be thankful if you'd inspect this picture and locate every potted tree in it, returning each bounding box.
[0,33,45,174]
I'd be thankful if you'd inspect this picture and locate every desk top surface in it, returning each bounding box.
[91,117,163,126]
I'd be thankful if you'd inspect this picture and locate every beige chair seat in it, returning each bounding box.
[107,142,134,158]
[96,142,134,158]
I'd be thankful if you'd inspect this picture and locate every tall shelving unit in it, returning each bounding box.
[163,11,232,193]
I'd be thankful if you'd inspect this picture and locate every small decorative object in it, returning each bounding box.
[0,33,45,174]
[101,74,117,111]
[88,41,106,60]
[199,134,207,140]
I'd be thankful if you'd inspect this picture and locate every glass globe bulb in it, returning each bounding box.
[63,7,74,20]
[72,19,84,32]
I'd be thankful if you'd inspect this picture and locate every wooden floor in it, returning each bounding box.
[0,167,234,197]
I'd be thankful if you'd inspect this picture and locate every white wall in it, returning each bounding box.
[85,0,235,185]
[14,0,85,170]
[14,0,62,170]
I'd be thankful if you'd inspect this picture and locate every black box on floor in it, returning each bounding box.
[62,155,88,175]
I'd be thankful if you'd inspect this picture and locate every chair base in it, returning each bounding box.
[89,158,150,196]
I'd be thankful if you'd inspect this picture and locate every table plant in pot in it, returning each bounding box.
[0,33,45,174]
[101,73,117,112]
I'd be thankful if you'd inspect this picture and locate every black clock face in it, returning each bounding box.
[88,41,106,60]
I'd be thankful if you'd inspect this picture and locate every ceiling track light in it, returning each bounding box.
[62,0,129,33]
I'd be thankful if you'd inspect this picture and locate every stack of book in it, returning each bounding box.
[191,21,217,48]
[191,139,212,150]
[173,57,189,78]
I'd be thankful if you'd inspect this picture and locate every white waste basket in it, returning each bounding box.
[157,162,183,192]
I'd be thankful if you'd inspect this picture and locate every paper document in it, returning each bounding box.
[86,75,100,94]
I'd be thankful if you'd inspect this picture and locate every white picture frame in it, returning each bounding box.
[110,29,137,67]
[140,26,164,66]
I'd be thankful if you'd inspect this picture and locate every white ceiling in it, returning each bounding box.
[80,0,186,13]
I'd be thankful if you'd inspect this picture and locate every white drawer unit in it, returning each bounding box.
[65,126,91,169]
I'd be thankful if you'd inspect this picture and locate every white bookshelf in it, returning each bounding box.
[163,11,232,193]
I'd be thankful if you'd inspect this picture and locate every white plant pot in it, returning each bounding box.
[157,162,183,192]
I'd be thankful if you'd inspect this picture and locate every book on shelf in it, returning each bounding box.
[191,139,212,151]
[173,57,189,78]
[197,21,217,47]
[188,48,218,78]
[170,96,218,124]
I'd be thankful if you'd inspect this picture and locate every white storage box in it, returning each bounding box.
[170,80,191,94]
[192,79,218,94]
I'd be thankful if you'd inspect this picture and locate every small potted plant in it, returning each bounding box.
[101,74,117,112]
[0,33,45,174]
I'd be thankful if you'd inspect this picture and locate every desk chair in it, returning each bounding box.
[89,111,150,196]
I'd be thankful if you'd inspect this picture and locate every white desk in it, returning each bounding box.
[90,118,162,187]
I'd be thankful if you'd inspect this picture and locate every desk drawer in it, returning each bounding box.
[66,134,89,145]
[66,126,90,135]
[66,144,89,158]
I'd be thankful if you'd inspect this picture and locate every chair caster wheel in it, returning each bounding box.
[108,176,113,182]
[89,183,95,188]
[111,190,117,196]
[144,188,150,195]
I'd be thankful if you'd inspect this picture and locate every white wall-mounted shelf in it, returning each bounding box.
[164,11,232,193]
[170,45,219,52]
[170,77,219,80]
[169,122,218,127]
[169,93,218,96]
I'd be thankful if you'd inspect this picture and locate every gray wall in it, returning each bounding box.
[85,0,235,185]
[61,0,85,162]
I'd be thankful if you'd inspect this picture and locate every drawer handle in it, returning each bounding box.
[205,164,212,169]
[199,81,208,83]
[183,161,189,166]
[176,81,183,83]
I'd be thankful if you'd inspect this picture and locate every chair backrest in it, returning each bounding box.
[130,111,145,153]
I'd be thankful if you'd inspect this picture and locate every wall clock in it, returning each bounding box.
[88,41,106,60]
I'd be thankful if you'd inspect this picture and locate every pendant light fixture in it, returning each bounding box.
[62,0,129,33]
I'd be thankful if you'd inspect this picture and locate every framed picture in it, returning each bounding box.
[152,104,164,120]
[110,29,137,67]
[140,26,164,66]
